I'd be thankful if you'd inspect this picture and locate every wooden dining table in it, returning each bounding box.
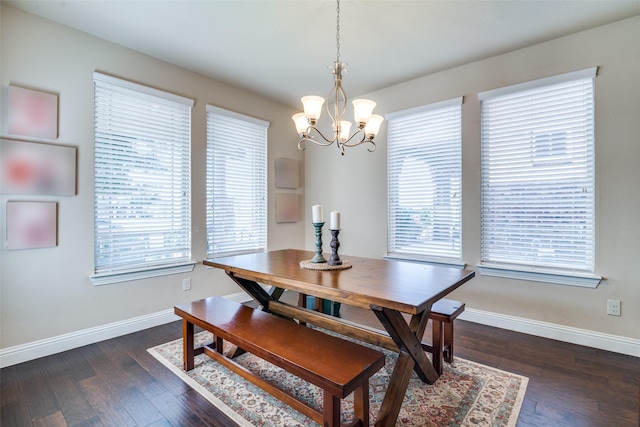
[203,249,475,427]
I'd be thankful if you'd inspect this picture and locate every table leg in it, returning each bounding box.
[227,274,274,309]
[182,319,194,371]
[372,306,438,426]
[374,351,415,427]
[372,306,438,384]
[270,286,285,302]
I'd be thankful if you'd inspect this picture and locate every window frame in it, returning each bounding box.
[386,97,464,267]
[478,67,601,287]
[205,105,269,259]
[91,72,195,285]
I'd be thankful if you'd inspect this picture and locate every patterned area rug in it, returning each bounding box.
[148,330,528,426]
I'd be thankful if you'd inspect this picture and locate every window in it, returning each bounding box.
[206,105,268,257]
[387,97,463,265]
[92,72,194,285]
[479,67,600,287]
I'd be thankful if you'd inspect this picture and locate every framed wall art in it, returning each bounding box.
[276,193,299,223]
[6,201,58,250]
[0,139,76,196]
[275,157,299,189]
[7,85,58,140]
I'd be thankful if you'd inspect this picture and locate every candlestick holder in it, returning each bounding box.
[312,222,327,263]
[329,229,342,266]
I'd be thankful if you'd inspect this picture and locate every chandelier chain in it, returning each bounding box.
[336,0,341,63]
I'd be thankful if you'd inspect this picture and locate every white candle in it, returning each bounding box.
[312,205,323,223]
[330,211,341,230]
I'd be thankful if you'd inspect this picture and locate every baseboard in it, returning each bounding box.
[0,309,180,368]
[225,290,254,303]
[459,308,640,357]
[0,290,256,368]
[2,294,637,368]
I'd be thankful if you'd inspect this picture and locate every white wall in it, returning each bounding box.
[306,16,640,346]
[0,6,304,351]
[2,5,638,362]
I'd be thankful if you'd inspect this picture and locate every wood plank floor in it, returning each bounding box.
[2,292,638,427]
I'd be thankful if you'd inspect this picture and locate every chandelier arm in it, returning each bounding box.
[308,126,340,144]
[298,137,336,150]
[340,130,377,151]
[342,138,377,152]
[297,125,341,150]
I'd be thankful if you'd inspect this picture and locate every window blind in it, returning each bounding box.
[387,97,463,262]
[206,105,268,257]
[93,73,194,277]
[479,68,596,276]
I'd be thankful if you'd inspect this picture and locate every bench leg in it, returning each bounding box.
[323,391,341,427]
[215,335,224,355]
[443,321,454,363]
[431,319,444,375]
[182,319,194,371]
[353,382,370,427]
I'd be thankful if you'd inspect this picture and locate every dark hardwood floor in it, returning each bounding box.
[2,292,638,427]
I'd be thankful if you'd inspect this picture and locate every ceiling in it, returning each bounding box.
[7,0,640,109]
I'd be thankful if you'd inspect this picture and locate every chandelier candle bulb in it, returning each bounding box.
[330,211,341,230]
[292,113,309,135]
[365,114,384,138]
[338,121,352,142]
[352,99,377,125]
[301,96,324,122]
[312,204,323,223]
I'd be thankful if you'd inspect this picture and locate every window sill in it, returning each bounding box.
[90,262,196,286]
[384,254,466,269]
[477,265,602,288]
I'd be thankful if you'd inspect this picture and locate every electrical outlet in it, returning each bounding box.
[607,299,621,316]
[182,278,191,291]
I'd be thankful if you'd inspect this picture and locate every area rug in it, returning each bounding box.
[148,330,528,426]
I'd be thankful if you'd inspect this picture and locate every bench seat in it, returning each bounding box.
[175,297,385,427]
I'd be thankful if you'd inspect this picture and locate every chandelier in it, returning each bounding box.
[292,0,383,155]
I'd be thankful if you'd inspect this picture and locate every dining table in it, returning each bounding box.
[203,248,475,426]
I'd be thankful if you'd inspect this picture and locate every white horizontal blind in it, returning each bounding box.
[206,105,268,257]
[93,73,193,274]
[387,98,462,261]
[480,69,596,274]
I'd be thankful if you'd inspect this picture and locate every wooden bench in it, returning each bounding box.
[427,299,465,375]
[174,297,385,427]
[299,294,464,375]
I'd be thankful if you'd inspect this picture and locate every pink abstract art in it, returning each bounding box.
[7,85,58,139]
[6,201,58,250]
[275,157,299,189]
[276,193,299,223]
[0,139,76,195]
